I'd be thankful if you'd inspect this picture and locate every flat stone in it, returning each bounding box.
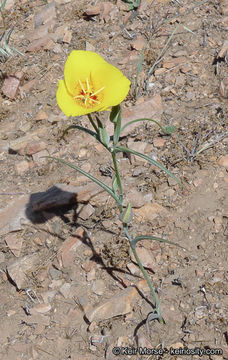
[106,94,163,137]
[85,280,147,322]
[7,254,40,289]
[78,203,95,220]
[5,233,23,257]
[30,303,51,315]
[32,149,49,165]
[91,279,106,295]
[26,140,47,155]
[2,75,22,99]
[153,137,166,148]
[57,227,84,268]
[84,4,101,16]
[134,202,167,222]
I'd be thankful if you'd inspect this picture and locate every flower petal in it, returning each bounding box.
[64,51,108,95]
[56,80,103,117]
[92,65,131,109]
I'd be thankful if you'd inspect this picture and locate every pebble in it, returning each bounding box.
[91,279,106,295]
[78,203,95,220]
[153,137,166,148]
[2,72,24,99]
[26,140,47,155]
[30,303,51,315]
[57,227,83,268]
[218,156,228,168]
[32,149,49,165]
[134,202,167,222]
[59,282,72,298]
[15,160,30,175]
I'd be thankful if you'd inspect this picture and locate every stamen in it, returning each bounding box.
[78,79,86,94]
[90,86,105,97]
[86,78,90,92]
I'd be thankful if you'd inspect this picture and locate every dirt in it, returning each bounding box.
[0,0,228,359]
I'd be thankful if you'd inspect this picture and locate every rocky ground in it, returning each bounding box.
[0,0,228,359]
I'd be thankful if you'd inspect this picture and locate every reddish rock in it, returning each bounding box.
[2,72,24,99]
[57,227,84,268]
[84,4,101,16]
[131,36,146,51]
[153,137,166,148]
[25,140,47,155]
[36,110,48,121]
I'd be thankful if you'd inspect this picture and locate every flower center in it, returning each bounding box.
[74,78,105,108]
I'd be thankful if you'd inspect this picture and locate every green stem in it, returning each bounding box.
[87,114,98,134]
[124,225,163,323]
[111,151,123,211]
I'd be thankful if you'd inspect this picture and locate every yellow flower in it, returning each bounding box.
[56,50,131,117]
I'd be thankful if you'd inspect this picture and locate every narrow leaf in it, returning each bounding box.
[60,125,100,142]
[131,235,186,250]
[120,118,167,135]
[114,146,182,186]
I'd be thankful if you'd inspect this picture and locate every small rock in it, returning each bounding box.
[2,73,23,99]
[30,303,51,315]
[86,41,95,52]
[91,279,106,295]
[5,233,23,257]
[126,262,140,275]
[85,280,147,322]
[134,202,167,222]
[32,149,49,165]
[15,160,30,175]
[84,4,101,16]
[26,140,47,155]
[130,246,158,272]
[36,110,48,121]
[62,29,72,44]
[131,36,146,51]
[57,227,84,268]
[59,282,72,298]
[78,203,95,220]
[7,254,40,289]
[49,266,62,280]
[153,137,166,148]
[218,155,228,168]
[53,43,62,54]
[162,56,186,69]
